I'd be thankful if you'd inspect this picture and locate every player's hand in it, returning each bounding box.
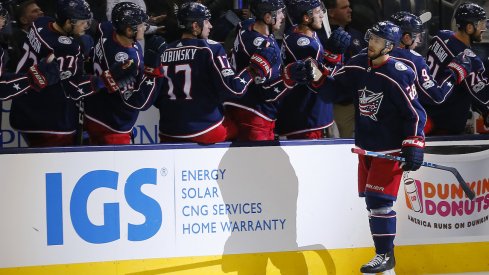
[447,52,472,84]
[28,54,61,91]
[282,60,313,88]
[102,60,137,93]
[144,35,167,77]
[323,27,351,64]
[400,136,425,171]
[248,44,279,84]
[305,58,333,88]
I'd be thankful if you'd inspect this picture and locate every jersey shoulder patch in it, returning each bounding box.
[463,48,476,57]
[409,49,421,56]
[395,61,408,71]
[297,37,311,46]
[253,37,265,47]
[206,39,219,45]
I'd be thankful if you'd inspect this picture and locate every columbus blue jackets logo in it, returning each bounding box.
[297,37,310,46]
[253,37,265,47]
[358,86,383,121]
[58,36,72,45]
[115,52,129,62]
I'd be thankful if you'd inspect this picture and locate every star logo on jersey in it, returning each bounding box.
[274,87,281,94]
[239,78,247,84]
[13,83,21,91]
[145,79,154,86]
[358,86,383,121]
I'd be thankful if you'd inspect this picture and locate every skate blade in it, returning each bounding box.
[362,268,396,275]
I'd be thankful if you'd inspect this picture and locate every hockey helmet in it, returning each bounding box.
[390,11,423,34]
[56,0,91,24]
[249,0,285,22]
[455,2,487,27]
[112,2,149,33]
[177,2,211,30]
[285,0,323,24]
[0,3,9,21]
[365,21,401,47]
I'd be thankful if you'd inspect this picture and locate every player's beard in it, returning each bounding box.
[470,31,483,43]
[309,17,321,31]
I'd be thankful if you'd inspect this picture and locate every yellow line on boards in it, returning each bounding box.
[0,242,488,275]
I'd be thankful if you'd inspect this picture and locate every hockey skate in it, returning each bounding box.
[360,251,396,275]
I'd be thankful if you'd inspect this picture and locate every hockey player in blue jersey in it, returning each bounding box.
[0,2,60,145]
[305,21,426,274]
[276,0,351,139]
[153,2,277,144]
[0,3,59,100]
[389,11,472,110]
[10,0,135,147]
[224,0,288,141]
[84,2,163,145]
[425,2,488,135]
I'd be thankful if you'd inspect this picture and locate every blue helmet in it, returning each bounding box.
[455,2,487,27]
[177,2,211,30]
[250,0,285,22]
[56,0,91,24]
[365,21,401,47]
[285,0,322,24]
[390,11,423,34]
[111,2,149,34]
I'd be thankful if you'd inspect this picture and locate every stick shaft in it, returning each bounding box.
[351,148,476,200]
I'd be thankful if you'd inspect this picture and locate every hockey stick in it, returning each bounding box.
[351,148,476,200]
[321,4,332,38]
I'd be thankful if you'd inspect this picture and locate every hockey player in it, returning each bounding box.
[305,21,426,274]
[0,2,59,146]
[224,0,288,141]
[153,2,278,144]
[276,0,351,139]
[425,2,489,135]
[10,0,135,147]
[389,11,472,109]
[84,1,163,145]
[0,3,58,100]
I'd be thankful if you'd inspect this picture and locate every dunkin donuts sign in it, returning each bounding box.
[402,176,489,231]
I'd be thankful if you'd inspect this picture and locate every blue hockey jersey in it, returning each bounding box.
[276,26,334,136]
[224,18,288,121]
[10,16,93,134]
[84,22,159,133]
[425,30,489,134]
[321,53,426,151]
[0,47,32,100]
[390,47,456,106]
[153,37,253,137]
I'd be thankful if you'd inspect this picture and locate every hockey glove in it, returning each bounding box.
[248,46,279,84]
[282,60,313,88]
[400,136,425,171]
[144,35,167,77]
[28,56,61,92]
[323,27,351,65]
[447,52,472,84]
[305,58,333,88]
[102,59,137,93]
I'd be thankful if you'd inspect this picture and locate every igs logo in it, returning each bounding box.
[46,168,162,246]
